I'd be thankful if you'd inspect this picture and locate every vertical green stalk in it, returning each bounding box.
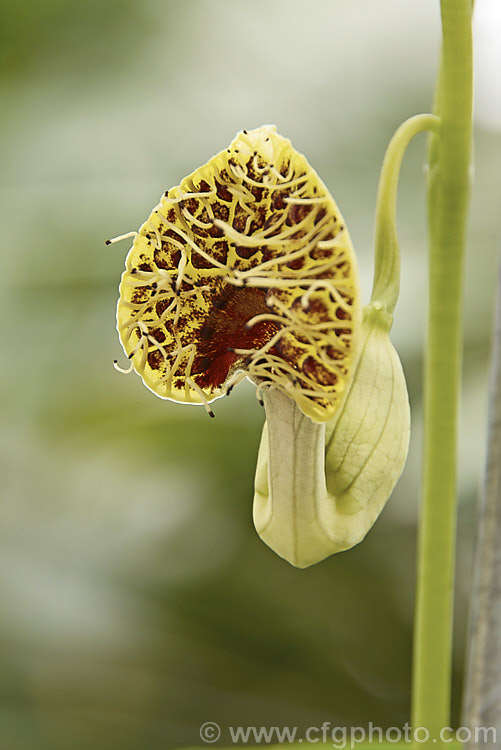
[412,1,473,743]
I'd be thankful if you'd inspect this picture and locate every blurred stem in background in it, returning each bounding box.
[462,253,501,747]
[411,0,473,745]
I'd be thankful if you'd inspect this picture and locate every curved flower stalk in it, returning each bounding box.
[114,125,361,423]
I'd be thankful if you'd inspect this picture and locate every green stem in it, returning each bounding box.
[411,1,473,743]
[371,114,440,315]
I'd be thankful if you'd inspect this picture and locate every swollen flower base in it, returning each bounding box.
[254,304,410,567]
[113,125,410,567]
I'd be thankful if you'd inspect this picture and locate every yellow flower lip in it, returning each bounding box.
[115,125,361,422]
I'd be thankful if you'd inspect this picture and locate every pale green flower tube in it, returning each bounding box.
[254,303,410,568]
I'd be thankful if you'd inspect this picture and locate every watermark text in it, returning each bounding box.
[199,720,496,748]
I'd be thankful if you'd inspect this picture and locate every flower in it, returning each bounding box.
[115,125,361,422]
[113,124,411,568]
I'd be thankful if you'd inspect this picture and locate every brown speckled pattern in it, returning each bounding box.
[116,126,360,422]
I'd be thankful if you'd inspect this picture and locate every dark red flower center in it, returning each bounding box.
[192,286,279,389]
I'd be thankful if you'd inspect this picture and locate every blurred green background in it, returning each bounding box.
[1,1,500,748]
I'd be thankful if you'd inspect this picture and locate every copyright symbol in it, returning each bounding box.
[200,721,221,743]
